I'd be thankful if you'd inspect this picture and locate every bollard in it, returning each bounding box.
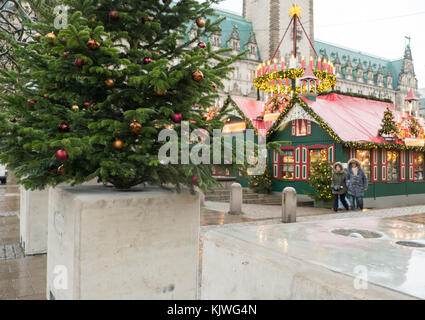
[229,183,243,215]
[282,187,297,223]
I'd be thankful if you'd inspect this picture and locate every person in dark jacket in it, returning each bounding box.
[347,159,368,210]
[332,162,349,212]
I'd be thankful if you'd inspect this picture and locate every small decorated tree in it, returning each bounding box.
[248,166,272,194]
[308,160,332,201]
[409,118,421,138]
[378,108,397,139]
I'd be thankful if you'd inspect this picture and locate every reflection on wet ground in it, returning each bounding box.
[2,184,425,300]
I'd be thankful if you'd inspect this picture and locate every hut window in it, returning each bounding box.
[309,149,327,176]
[292,119,312,137]
[386,151,400,182]
[355,150,371,182]
[413,152,425,181]
[281,150,295,180]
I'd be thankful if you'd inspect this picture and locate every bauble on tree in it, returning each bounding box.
[55,150,69,162]
[196,17,206,28]
[87,39,100,50]
[113,139,124,150]
[74,58,87,68]
[130,121,142,133]
[192,70,204,82]
[172,113,182,123]
[59,123,70,133]
[105,78,115,89]
[109,10,119,21]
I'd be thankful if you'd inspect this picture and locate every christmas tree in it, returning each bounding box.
[0,0,244,190]
[308,160,332,201]
[378,108,397,136]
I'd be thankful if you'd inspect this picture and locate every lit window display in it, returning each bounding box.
[355,150,371,182]
[414,152,425,181]
[386,151,400,182]
[310,149,327,175]
[281,150,295,180]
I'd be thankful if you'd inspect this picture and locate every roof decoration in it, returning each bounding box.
[224,93,425,151]
[254,4,336,95]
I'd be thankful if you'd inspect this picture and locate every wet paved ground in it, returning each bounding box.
[387,213,425,225]
[1,184,425,300]
[0,185,46,300]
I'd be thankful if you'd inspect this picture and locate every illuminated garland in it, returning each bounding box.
[344,141,425,152]
[254,69,337,94]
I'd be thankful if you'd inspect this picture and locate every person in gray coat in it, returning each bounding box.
[347,159,368,210]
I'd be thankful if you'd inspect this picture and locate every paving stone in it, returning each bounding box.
[4,245,14,260]
[13,244,24,259]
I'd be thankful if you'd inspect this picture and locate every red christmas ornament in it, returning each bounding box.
[109,10,119,21]
[74,58,87,68]
[57,165,64,175]
[27,99,36,105]
[63,51,69,56]
[191,175,199,186]
[56,150,69,162]
[198,42,206,48]
[211,82,217,89]
[172,113,182,123]
[143,58,152,64]
[83,102,90,107]
[59,123,70,133]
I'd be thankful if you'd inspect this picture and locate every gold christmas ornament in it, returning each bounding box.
[130,121,142,133]
[196,17,205,28]
[156,89,167,96]
[105,78,115,88]
[87,39,100,50]
[71,105,79,111]
[192,70,204,82]
[46,32,57,45]
[34,32,42,40]
[113,139,124,150]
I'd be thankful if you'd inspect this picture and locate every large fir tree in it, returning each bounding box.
[0,0,244,190]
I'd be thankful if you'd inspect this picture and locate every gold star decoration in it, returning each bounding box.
[289,4,302,18]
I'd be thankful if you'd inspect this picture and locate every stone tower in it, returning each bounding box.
[243,0,314,61]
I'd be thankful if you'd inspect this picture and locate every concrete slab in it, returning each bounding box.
[47,185,200,300]
[201,216,425,300]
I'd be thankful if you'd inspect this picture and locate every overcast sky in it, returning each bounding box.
[212,0,425,89]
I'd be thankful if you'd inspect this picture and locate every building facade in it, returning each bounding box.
[207,0,419,112]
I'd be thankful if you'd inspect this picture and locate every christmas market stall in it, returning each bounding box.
[216,4,425,208]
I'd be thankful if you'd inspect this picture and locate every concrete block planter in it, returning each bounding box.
[46,185,200,300]
[20,187,49,255]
